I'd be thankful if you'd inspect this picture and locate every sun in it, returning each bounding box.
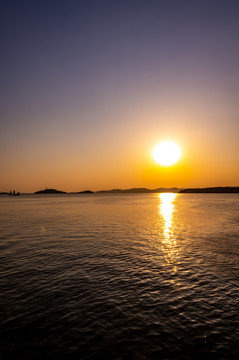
[153,141,181,166]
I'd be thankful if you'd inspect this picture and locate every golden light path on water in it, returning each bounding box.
[158,193,179,274]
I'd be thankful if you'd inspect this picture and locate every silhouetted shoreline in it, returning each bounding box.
[97,187,181,193]
[1,186,239,196]
[179,187,239,193]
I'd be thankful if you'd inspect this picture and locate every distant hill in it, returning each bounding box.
[179,187,239,193]
[34,188,66,194]
[70,190,94,194]
[78,190,94,194]
[97,187,181,193]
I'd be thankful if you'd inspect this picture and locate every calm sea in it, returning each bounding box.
[0,193,238,360]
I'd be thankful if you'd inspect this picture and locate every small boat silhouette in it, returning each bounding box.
[9,190,20,196]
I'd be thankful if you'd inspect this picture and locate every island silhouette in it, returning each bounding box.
[34,188,66,194]
[70,190,94,194]
[179,187,239,193]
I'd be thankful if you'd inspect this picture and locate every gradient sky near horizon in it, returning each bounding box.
[1,0,239,192]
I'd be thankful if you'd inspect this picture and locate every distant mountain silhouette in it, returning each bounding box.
[34,188,66,194]
[179,187,239,193]
[30,186,239,195]
[97,187,181,193]
[70,190,94,194]
[79,190,94,194]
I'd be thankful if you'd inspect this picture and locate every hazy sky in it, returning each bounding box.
[1,0,239,192]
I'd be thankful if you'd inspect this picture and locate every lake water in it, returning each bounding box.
[0,193,238,359]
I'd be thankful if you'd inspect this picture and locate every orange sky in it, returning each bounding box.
[2,101,238,192]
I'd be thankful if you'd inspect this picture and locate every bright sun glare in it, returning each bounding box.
[153,141,181,166]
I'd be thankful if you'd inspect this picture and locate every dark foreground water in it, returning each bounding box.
[0,193,238,360]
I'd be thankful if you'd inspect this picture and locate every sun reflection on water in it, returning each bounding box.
[159,193,177,240]
[159,193,179,273]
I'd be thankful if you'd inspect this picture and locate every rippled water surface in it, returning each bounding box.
[0,193,239,359]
